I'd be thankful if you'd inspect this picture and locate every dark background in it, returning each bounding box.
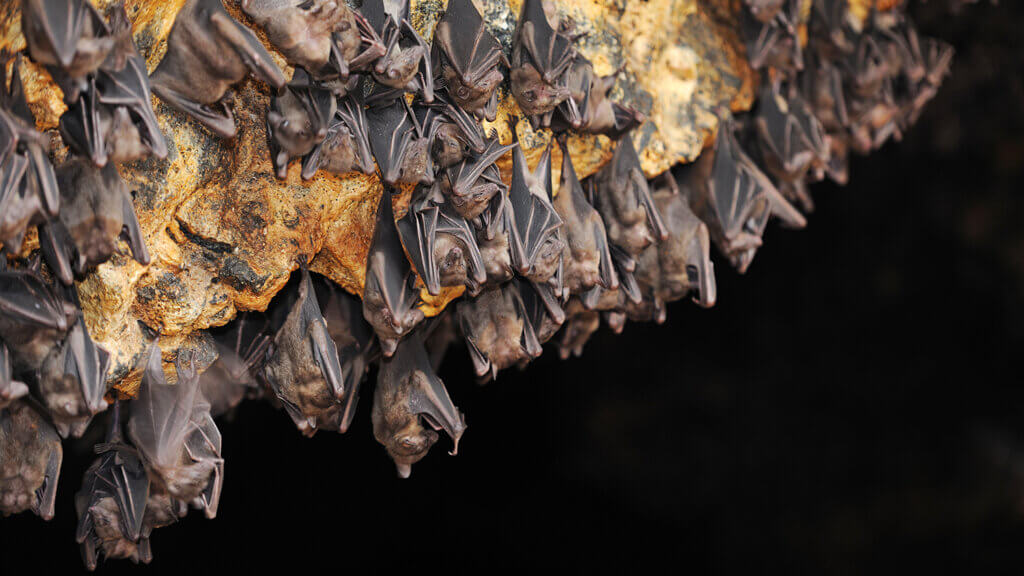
[3,2,1024,573]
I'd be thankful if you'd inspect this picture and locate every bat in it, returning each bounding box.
[0,400,62,520]
[75,402,151,569]
[127,345,223,510]
[240,0,386,81]
[59,4,168,167]
[267,68,337,179]
[150,0,286,138]
[552,136,617,295]
[360,0,434,103]
[363,188,425,358]
[416,91,486,169]
[42,158,149,278]
[0,267,75,372]
[366,97,435,185]
[507,133,564,287]
[551,56,643,139]
[439,137,515,221]
[590,136,667,256]
[555,308,599,360]
[200,312,271,418]
[745,0,786,23]
[397,183,486,296]
[511,0,575,128]
[470,191,516,293]
[743,0,803,71]
[431,0,507,121]
[515,277,564,347]
[263,268,346,436]
[20,0,114,102]
[372,329,466,478]
[300,92,375,180]
[0,343,29,408]
[680,117,774,273]
[37,310,111,438]
[576,243,641,312]
[457,282,543,380]
[649,176,716,309]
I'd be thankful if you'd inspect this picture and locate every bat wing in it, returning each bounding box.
[33,438,62,521]
[397,187,442,295]
[429,92,486,154]
[58,77,108,166]
[38,219,75,286]
[207,3,286,90]
[449,138,515,198]
[1,53,36,124]
[518,0,575,83]
[21,0,91,68]
[0,270,70,330]
[508,141,562,275]
[337,94,376,174]
[296,268,346,399]
[65,315,111,417]
[437,199,486,286]
[184,403,223,519]
[0,344,29,407]
[367,99,416,184]
[118,176,150,265]
[613,138,668,241]
[558,137,618,290]
[400,332,466,453]
[359,0,393,32]
[435,0,504,84]
[127,344,198,472]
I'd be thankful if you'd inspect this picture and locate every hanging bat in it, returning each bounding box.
[511,0,576,128]
[268,68,336,179]
[263,268,346,436]
[150,0,286,138]
[60,4,167,167]
[397,183,486,297]
[37,311,111,438]
[0,400,62,520]
[240,0,386,81]
[591,136,667,256]
[743,0,803,71]
[507,133,563,288]
[0,344,29,409]
[200,311,271,418]
[0,131,50,255]
[43,158,149,277]
[551,56,643,139]
[415,92,486,169]
[360,0,434,103]
[372,329,466,478]
[431,0,507,121]
[75,402,151,569]
[127,345,223,511]
[363,188,426,358]
[439,137,515,221]
[20,0,114,102]
[301,92,375,180]
[457,282,543,380]
[555,308,599,360]
[0,267,76,372]
[515,277,564,347]
[678,117,773,273]
[649,177,716,309]
[367,97,436,185]
[576,243,641,312]
[552,137,617,295]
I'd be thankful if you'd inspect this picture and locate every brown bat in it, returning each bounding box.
[20,0,114,102]
[551,56,643,139]
[0,266,76,372]
[744,0,786,24]
[0,344,29,409]
[127,345,223,514]
[59,3,167,167]
[263,268,347,436]
[150,0,286,138]
[267,68,336,179]
[0,400,62,519]
[743,0,803,71]
[363,188,425,358]
[367,97,435,185]
[301,92,376,180]
[398,183,486,297]
[36,310,111,438]
[457,282,543,380]
[555,308,599,360]
[431,0,507,121]
[648,175,717,308]
[240,0,386,81]
[415,91,486,169]
[590,136,667,255]
[360,0,434,103]
[372,329,466,478]
[507,133,564,288]
[511,0,576,128]
[42,158,149,279]
[439,137,515,221]
[515,277,564,347]
[200,312,271,418]
[553,137,617,295]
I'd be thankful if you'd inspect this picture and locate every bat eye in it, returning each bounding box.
[457,87,470,98]
[523,90,535,102]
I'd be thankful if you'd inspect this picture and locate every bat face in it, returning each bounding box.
[21,0,114,101]
[362,0,433,100]
[304,94,375,179]
[511,0,576,124]
[268,69,336,179]
[439,138,514,220]
[510,64,571,120]
[37,314,111,438]
[150,0,286,138]
[553,57,643,139]
[372,331,466,478]
[242,0,349,73]
[0,400,62,520]
[592,137,667,256]
[0,268,75,372]
[457,283,542,379]
[0,344,29,409]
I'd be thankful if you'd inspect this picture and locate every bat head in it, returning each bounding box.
[375,42,424,88]
[511,64,571,117]
[445,65,503,117]
[432,122,473,169]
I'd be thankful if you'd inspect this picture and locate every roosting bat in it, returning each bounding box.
[267,68,336,179]
[743,0,803,71]
[367,97,435,185]
[37,312,111,438]
[432,0,507,120]
[150,0,286,138]
[398,183,486,296]
[515,277,564,346]
[127,346,223,513]
[507,136,563,287]
[555,308,599,360]
[416,92,486,169]
[0,344,29,408]
[648,176,716,309]
[0,267,75,372]
[42,158,149,277]
[591,136,667,255]
[511,0,576,128]
[263,268,347,436]
[552,56,643,139]
[552,137,617,295]
[457,283,543,380]
[76,403,151,569]
[576,243,642,313]
[363,189,426,357]
[360,0,433,102]
[475,210,516,291]
[200,312,270,417]
[240,0,385,81]
[20,0,114,102]
[439,137,514,221]
[372,329,466,478]
[0,400,62,519]
[298,92,375,179]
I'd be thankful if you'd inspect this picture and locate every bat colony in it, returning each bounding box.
[0,0,952,567]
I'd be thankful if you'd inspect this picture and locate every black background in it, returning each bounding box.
[3,2,1024,573]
